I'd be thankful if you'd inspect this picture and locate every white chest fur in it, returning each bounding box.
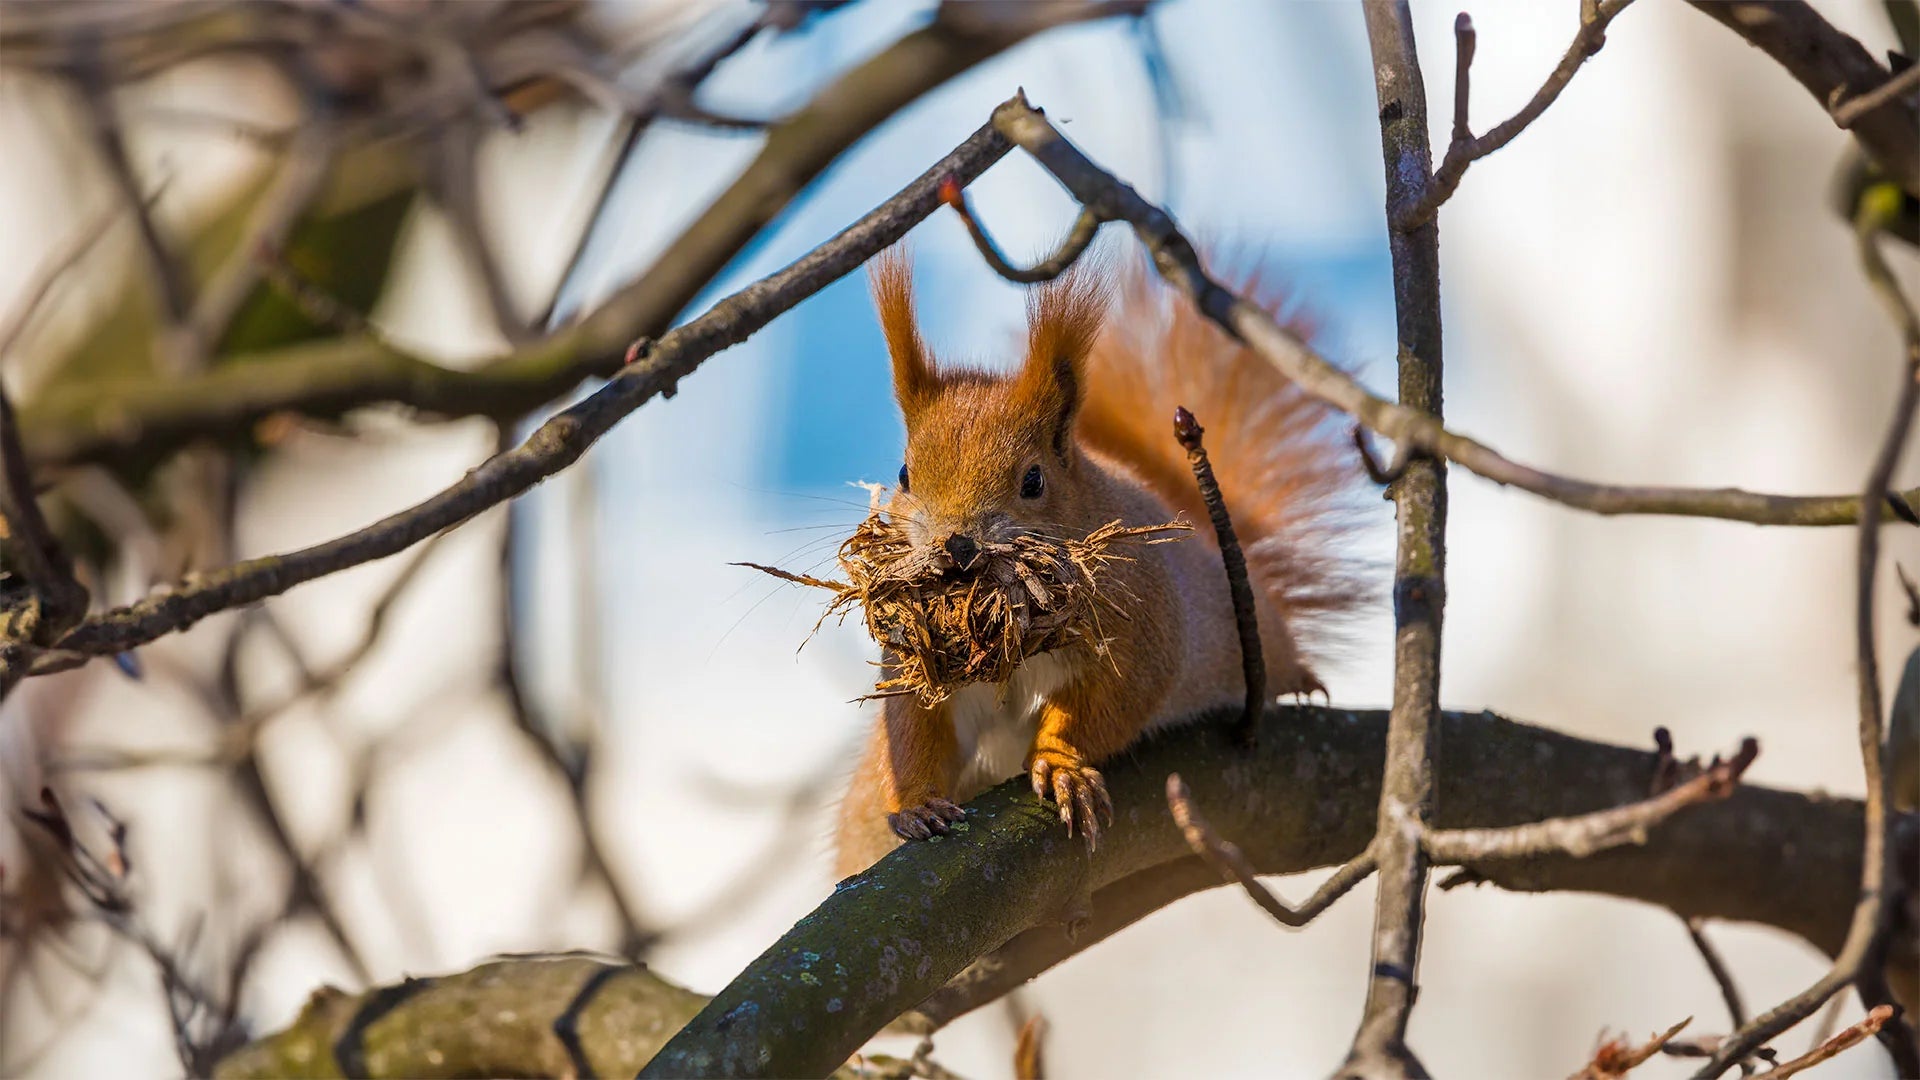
[949,650,1073,783]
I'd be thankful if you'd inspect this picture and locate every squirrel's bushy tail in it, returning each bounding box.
[1077,255,1366,671]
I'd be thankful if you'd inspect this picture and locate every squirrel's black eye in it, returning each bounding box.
[898,463,909,492]
[1020,465,1044,500]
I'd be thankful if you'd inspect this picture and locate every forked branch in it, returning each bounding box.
[1400,0,1636,230]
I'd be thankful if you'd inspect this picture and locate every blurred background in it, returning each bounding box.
[0,0,1913,1076]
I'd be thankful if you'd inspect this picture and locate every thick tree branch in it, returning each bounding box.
[983,95,1914,527]
[16,2,1144,472]
[1684,1,1920,196]
[218,706,1910,1078]
[620,704,1890,1078]
[211,957,713,1079]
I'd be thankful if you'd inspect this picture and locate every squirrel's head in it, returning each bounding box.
[869,247,1111,570]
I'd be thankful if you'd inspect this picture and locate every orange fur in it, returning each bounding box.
[834,249,1363,878]
[1077,256,1365,673]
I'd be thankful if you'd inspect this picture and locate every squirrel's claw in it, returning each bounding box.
[888,798,966,842]
[1030,755,1112,849]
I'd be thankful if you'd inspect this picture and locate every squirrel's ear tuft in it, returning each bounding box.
[1017,258,1110,458]
[870,247,935,422]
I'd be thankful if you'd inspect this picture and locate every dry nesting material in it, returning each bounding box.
[741,506,1189,706]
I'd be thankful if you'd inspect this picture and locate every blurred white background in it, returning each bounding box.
[1,0,1914,1076]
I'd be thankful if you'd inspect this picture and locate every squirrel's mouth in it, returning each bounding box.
[736,512,1191,706]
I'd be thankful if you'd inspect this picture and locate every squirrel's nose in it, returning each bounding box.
[943,532,981,570]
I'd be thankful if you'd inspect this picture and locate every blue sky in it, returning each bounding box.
[556,0,1409,500]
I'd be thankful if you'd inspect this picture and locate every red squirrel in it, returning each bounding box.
[833,247,1359,876]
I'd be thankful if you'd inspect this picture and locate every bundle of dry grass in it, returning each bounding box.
[742,509,1189,706]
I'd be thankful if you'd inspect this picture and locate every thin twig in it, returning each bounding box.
[1684,918,1751,1072]
[254,242,385,343]
[1833,63,1920,129]
[188,123,337,349]
[1851,946,1920,1074]
[23,791,244,1073]
[0,381,86,647]
[234,530,454,732]
[74,62,198,373]
[1353,425,1413,485]
[1422,738,1757,862]
[0,197,133,361]
[429,120,532,343]
[498,424,655,956]
[940,179,1106,284]
[1571,1019,1692,1079]
[1696,172,1920,1080]
[1400,0,1636,230]
[1172,407,1266,746]
[1803,992,1848,1055]
[0,206,132,646]
[1166,773,1376,927]
[22,4,1142,475]
[535,7,779,327]
[1754,1006,1894,1078]
[1448,14,1475,147]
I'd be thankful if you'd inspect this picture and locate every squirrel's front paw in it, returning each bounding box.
[888,798,967,841]
[1028,751,1114,847]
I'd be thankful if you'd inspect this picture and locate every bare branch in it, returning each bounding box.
[73,66,198,373]
[497,433,656,956]
[428,120,533,344]
[1347,7,1447,1072]
[940,179,1106,284]
[1833,63,1920,131]
[534,6,787,327]
[1571,1019,1692,1079]
[1448,13,1475,146]
[1166,773,1376,927]
[19,2,1147,472]
[636,704,1895,1078]
[1401,1,1636,230]
[1353,424,1415,485]
[1683,919,1750,1060]
[1696,153,1920,1080]
[1684,1,1920,196]
[1171,408,1268,745]
[985,94,1914,528]
[0,197,129,361]
[34,111,1016,671]
[1754,1006,1895,1079]
[1422,738,1756,862]
[0,206,125,646]
[188,125,338,350]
